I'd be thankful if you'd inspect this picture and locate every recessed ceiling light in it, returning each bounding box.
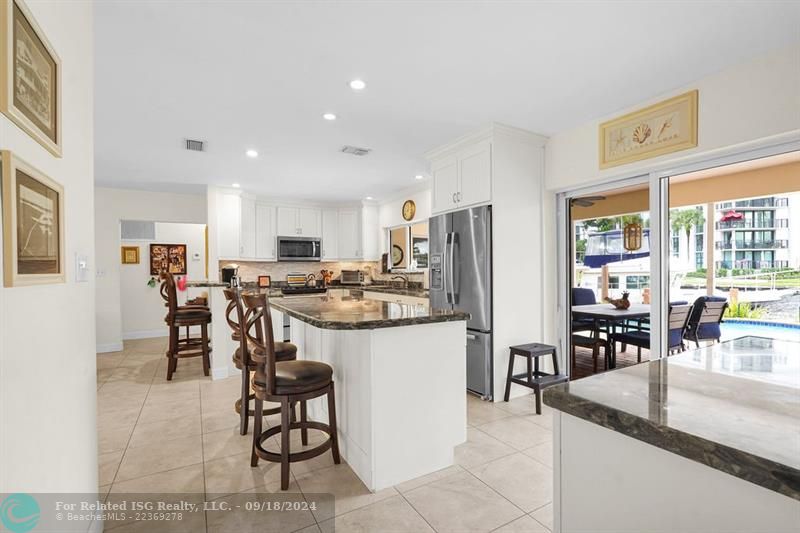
[349,79,366,91]
[365,196,374,200]
[415,175,424,180]
[232,183,240,188]
[323,113,337,121]
[245,149,258,158]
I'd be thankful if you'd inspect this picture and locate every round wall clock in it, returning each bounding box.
[402,199,416,221]
[392,245,404,266]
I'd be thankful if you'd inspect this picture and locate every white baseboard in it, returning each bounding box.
[96,342,124,354]
[122,329,169,340]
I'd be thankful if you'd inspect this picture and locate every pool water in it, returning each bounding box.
[720,321,800,342]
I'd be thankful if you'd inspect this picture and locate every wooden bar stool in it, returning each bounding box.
[242,292,340,490]
[223,288,298,435]
[161,272,212,380]
[159,272,210,356]
[503,342,568,414]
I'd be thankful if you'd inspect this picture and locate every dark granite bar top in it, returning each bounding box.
[185,280,232,288]
[353,285,430,298]
[187,280,430,300]
[544,336,800,500]
[269,294,468,330]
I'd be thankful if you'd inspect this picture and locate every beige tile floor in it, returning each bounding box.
[97,338,555,532]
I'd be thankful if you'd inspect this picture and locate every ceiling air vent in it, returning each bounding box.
[185,139,205,152]
[340,145,371,156]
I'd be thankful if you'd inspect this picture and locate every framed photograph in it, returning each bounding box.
[1,150,65,287]
[150,243,186,275]
[599,90,698,169]
[258,275,271,288]
[0,0,62,157]
[121,246,140,265]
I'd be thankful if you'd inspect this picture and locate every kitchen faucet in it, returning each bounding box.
[391,274,409,289]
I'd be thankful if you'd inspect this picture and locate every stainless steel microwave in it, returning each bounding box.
[277,236,321,262]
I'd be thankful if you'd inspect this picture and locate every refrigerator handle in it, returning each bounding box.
[445,232,452,304]
[447,232,456,305]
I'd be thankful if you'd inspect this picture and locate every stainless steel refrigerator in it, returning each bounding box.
[429,205,493,399]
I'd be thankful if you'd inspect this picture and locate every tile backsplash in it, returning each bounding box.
[218,260,427,287]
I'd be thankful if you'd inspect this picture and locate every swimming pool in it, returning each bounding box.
[721,320,800,342]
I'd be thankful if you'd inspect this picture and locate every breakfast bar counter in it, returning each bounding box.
[271,293,470,491]
[544,336,800,532]
[270,292,466,329]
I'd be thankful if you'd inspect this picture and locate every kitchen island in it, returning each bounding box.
[545,336,800,532]
[271,293,470,491]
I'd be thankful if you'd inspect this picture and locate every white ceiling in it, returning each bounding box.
[94,1,800,202]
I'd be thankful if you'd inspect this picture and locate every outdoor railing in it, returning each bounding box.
[716,218,787,229]
[716,240,788,250]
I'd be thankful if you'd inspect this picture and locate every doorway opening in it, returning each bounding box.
[568,182,652,380]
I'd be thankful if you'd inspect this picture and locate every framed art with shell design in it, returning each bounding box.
[599,90,697,169]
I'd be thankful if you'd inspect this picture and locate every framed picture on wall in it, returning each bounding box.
[150,243,186,275]
[0,0,62,157]
[120,245,139,264]
[1,150,65,287]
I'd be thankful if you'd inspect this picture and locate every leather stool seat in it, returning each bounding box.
[254,360,333,395]
[233,342,297,369]
[173,308,212,323]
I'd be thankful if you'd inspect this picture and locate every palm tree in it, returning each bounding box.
[670,208,705,263]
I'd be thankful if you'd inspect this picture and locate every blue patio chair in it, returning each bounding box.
[684,296,728,347]
[610,304,694,363]
[571,288,597,334]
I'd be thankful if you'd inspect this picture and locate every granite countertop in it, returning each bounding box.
[544,336,800,500]
[351,285,430,298]
[185,280,232,288]
[269,293,467,330]
[187,280,430,299]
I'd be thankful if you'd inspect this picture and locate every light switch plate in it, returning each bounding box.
[75,253,90,282]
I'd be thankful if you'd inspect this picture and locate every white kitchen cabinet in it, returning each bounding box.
[298,208,322,237]
[458,142,492,207]
[255,203,276,260]
[276,206,322,237]
[337,208,361,259]
[429,140,492,214]
[240,196,256,259]
[277,207,299,236]
[432,157,459,212]
[217,192,241,259]
[361,204,380,261]
[322,209,339,260]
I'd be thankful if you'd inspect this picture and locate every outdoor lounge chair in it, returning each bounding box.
[684,296,728,347]
[610,304,694,362]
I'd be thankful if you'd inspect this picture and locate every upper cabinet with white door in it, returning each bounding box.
[277,206,322,237]
[317,205,378,261]
[255,203,276,260]
[427,124,546,216]
[239,195,257,259]
[337,207,362,259]
[429,139,491,214]
[214,189,276,261]
[321,209,339,260]
[211,187,378,262]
